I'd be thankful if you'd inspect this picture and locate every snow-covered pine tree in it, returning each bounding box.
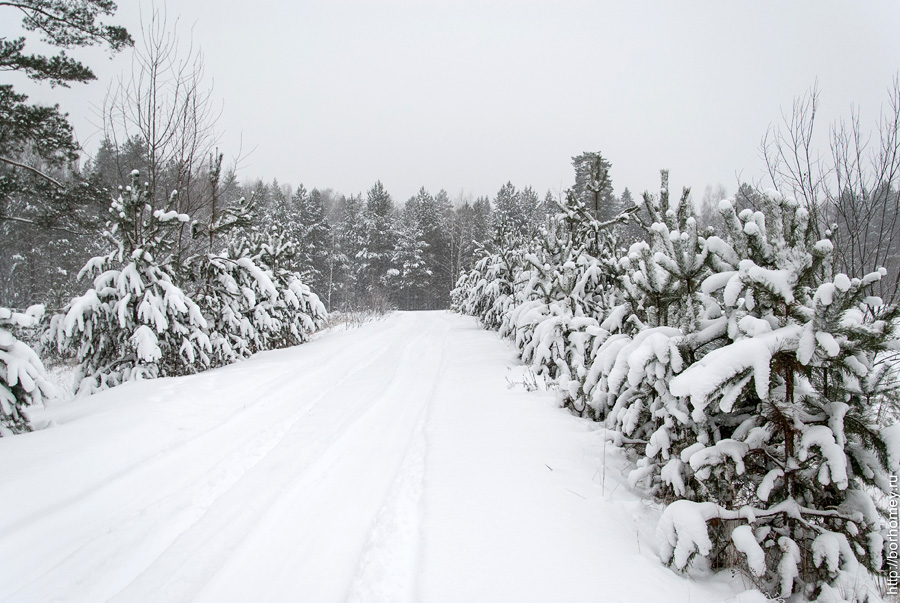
[491,182,547,248]
[410,188,453,309]
[389,197,432,310]
[455,182,555,326]
[198,250,270,364]
[331,193,367,311]
[502,189,629,416]
[0,305,54,435]
[451,242,525,331]
[190,155,267,365]
[447,196,493,289]
[221,225,327,352]
[359,181,397,308]
[295,188,333,297]
[571,151,619,222]
[262,178,291,230]
[47,171,211,394]
[492,182,527,247]
[588,172,721,501]
[663,190,899,601]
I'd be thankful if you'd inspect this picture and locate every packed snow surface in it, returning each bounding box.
[0,312,749,602]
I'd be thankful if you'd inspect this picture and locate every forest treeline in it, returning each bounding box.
[0,146,635,313]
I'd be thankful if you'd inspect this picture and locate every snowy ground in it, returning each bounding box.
[0,311,754,602]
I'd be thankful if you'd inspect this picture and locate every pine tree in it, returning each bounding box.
[264,179,291,230]
[589,173,719,502]
[472,196,493,245]
[501,189,624,413]
[1,1,132,230]
[207,225,326,355]
[422,189,454,308]
[47,172,211,394]
[245,179,273,229]
[662,191,899,600]
[492,182,527,246]
[190,155,261,365]
[452,231,526,332]
[571,151,618,221]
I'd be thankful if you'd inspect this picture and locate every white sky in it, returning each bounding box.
[5,0,900,203]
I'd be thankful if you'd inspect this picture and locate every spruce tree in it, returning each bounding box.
[360,181,397,307]
[492,182,527,246]
[333,194,367,310]
[297,188,333,296]
[390,203,431,310]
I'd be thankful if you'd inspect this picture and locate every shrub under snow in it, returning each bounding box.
[197,227,327,366]
[0,305,54,435]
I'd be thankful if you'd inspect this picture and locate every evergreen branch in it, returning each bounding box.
[1,1,132,50]
[0,38,95,84]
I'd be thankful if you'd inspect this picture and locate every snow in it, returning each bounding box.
[728,590,770,603]
[812,531,847,574]
[62,289,101,336]
[660,457,686,496]
[814,239,834,255]
[0,305,43,327]
[657,500,728,570]
[816,330,840,357]
[738,260,795,304]
[0,312,746,603]
[731,525,765,577]
[687,439,750,477]
[881,424,900,471]
[777,536,801,598]
[152,209,191,223]
[814,281,837,306]
[131,325,162,363]
[756,468,783,502]
[701,270,737,295]
[670,326,803,416]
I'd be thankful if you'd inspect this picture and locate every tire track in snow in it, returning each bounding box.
[0,322,393,542]
[345,418,428,603]
[0,322,409,603]
[175,313,450,603]
[345,316,448,603]
[107,315,442,603]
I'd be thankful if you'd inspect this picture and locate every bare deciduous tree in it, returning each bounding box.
[828,79,900,305]
[102,6,225,255]
[763,79,900,304]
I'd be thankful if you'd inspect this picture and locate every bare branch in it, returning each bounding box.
[0,155,63,187]
[0,214,87,236]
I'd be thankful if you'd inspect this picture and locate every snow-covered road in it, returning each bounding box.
[0,312,745,602]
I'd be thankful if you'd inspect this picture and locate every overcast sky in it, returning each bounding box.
[6,0,900,203]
